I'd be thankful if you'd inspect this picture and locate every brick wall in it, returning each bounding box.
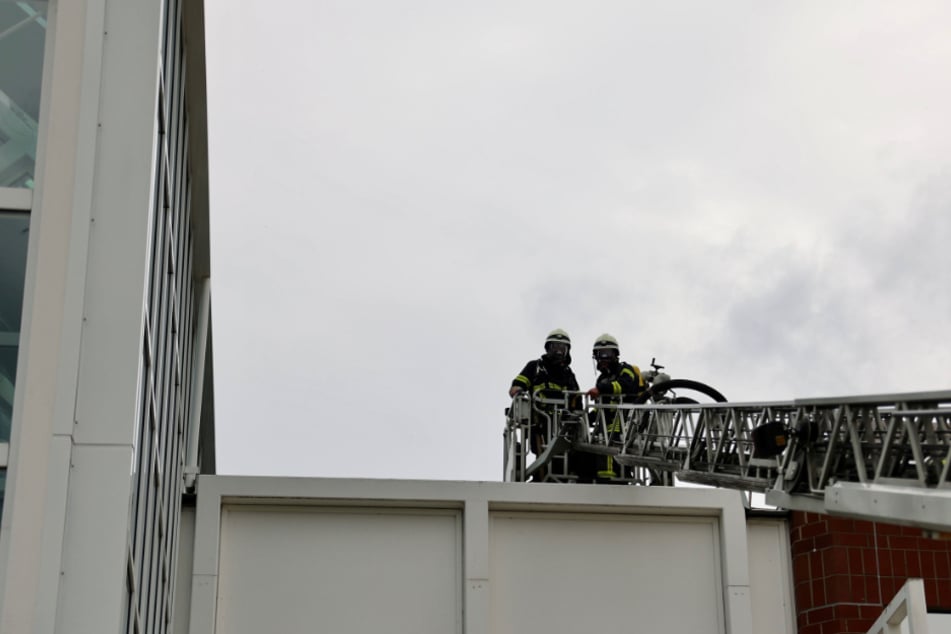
[790,511,951,634]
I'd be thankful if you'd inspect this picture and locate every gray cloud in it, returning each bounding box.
[206,0,951,480]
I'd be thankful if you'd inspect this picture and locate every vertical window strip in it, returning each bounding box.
[142,452,161,629]
[172,44,186,203]
[126,0,196,629]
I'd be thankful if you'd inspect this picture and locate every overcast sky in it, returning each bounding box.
[203,1,951,481]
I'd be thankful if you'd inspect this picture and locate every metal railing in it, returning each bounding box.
[504,390,951,529]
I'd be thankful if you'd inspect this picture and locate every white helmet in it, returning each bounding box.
[592,333,619,356]
[544,328,571,363]
[545,328,571,348]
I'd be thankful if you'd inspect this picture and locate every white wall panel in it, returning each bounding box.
[55,444,136,634]
[490,512,723,633]
[215,506,462,634]
[746,518,796,634]
[188,477,756,634]
[173,506,196,634]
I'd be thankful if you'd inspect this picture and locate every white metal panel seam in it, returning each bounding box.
[188,475,224,634]
[464,499,488,634]
[719,496,754,634]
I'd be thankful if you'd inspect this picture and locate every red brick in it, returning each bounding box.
[836,604,860,619]
[829,517,856,533]
[826,575,850,603]
[880,577,901,603]
[891,550,907,577]
[921,551,937,579]
[866,574,883,603]
[925,579,940,606]
[794,553,811,581]
[888,535,920,549]
[808,605,834,624]
[823,548,849,575]
[849,575,870,602]
[838,532,871,548]
[797,607,810,629]
[848,548,864,575]
[796,582,813,611]
[938,551,951,576]
[811,578,827,606]
[801,520,831,539]
[796,511,817,526]
[876,522,903,536]
[809,549,824,578]
[815,532,834,550]
[820,619,849,634]
[798,624,821,634]
[878,550,894,576]
[848,617,878,634]
[937,579,951,606]
[884,535,918,550]
[792,536,816,556]
[907,550,922,577]
[863,549,880,576]
[790,511,807,525]
[859,604,884,620]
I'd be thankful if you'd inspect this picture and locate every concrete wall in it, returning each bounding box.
[185,477,798,634]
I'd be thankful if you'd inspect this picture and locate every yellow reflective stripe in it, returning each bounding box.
[611,381,622,394]
[533,382,566,392]
[621,367,636,380]
[514,375,530,387]
[598,456,615,478]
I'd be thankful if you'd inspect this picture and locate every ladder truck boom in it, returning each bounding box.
[504,388,951,532]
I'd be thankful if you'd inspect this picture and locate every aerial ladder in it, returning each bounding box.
[503,386,951,532]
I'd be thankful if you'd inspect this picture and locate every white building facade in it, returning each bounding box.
[0,1,214,632]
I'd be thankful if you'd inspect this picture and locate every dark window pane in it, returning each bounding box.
[0,212,29,442]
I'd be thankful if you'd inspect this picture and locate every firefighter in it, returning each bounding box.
[509,329,581,478]
[585,333,645,481]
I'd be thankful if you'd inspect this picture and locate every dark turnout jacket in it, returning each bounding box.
[593,361,644,402]
[511,354,580,403]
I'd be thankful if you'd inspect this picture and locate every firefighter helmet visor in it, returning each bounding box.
[546,341,569,357]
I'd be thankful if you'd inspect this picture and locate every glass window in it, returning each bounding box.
[0,212,29,442]
[0,1,48,188]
